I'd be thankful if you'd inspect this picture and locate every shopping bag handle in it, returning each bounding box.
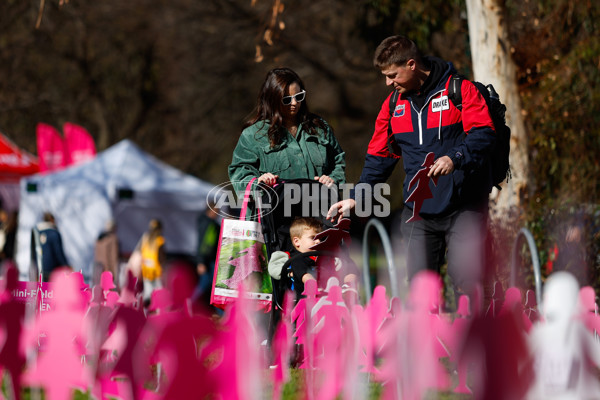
[240,177,261,222]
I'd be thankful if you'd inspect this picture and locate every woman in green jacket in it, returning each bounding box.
[229,68,346,195]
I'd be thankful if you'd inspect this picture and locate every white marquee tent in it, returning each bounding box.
[16,139,215,282]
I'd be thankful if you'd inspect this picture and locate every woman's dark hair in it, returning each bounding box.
[244,67,327,147]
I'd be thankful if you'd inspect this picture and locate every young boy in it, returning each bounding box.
[268,217,357,299]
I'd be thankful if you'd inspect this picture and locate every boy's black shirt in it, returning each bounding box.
[288,248,317,299]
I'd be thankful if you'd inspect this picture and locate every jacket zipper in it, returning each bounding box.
[411,88,446,145]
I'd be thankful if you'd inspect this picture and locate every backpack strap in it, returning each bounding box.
[448,74,465,111]
[387,90,402,156]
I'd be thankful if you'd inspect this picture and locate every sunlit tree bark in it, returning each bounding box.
[466,0,529,222]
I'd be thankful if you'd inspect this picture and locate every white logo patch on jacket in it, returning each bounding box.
[431,95,450,113]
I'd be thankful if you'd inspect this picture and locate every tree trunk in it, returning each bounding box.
[465,0,529,222]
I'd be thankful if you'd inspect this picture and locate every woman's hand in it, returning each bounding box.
[258,173,279,186]
[314,175,335,187]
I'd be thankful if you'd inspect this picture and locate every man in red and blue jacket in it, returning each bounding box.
[328,35,496,299]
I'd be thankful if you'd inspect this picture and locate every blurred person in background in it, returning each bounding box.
[94,219,120,288]
[193,201,221,307]
[31,212,70,282]
[0,209,17,265]
[137,218,166,303]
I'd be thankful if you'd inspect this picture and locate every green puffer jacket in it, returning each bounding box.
[228,119,346,195]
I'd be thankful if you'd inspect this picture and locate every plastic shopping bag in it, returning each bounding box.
[210,179,272,310]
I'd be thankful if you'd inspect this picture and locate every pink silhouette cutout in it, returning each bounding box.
[147,288,173,314]
[313,218,352,248]
[485,281,504,318]
[459,287,532,399]
[503,287,533,333]
[100,270,117,300]
[358,285,390,373]
[271,290,295,400]
[374,297,403,400]
[311,218,352,289]
[405,152,439,223]
[579,286,600,335]
[376,296,402,355]
[119,269,142,308]
[71,271,92,306]
[142,305,218,399]
[528,271,600,399]
[23,272,92,400]
[291,279,319,369]
[99,297,147,399]
[398,270,450,399]
[523,289,540,325]
[84,285,114,362]
[105,291,120,308]
[84,285,121,400]
[311,277,340,320]
[222,242,266,289]
[0,264,27,400]
[207,284,266,399]
[164,264,196,312]
[142,266,198,392]
[447,295,472,394]
[311,284,351,400]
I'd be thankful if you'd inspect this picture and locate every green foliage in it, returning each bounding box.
[523,202,600,292]
[507,0,600,206]
[356,0,467,58]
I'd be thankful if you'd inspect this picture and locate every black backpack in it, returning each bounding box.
[387,76,511,191]
[448,75,511,191]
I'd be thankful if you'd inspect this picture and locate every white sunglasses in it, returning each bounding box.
[282,90,306,105]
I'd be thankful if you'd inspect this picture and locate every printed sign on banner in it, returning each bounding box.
[211,219,273,309]
[11,281,56,314]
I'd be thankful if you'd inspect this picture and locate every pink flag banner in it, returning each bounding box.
[36,123,66,173]
[63,122,96,166]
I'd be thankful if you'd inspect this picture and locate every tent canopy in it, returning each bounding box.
[0,132,39,211]
[16,139,215,282]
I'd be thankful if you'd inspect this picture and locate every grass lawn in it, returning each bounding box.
[5,366,475,399]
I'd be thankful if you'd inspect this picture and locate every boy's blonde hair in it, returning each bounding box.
[289,217,322,241]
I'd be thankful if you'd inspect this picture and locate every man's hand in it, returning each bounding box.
[428,156,454,177]
[327,199,356,223]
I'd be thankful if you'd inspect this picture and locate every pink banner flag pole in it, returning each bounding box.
[36,123,66,173]
[63,122,96,167]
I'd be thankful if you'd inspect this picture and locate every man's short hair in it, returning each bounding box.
[289,217,322,240]
[373,35,422,69]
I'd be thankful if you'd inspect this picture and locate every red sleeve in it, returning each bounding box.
[461,80,495,134]
[366,92,401,159]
